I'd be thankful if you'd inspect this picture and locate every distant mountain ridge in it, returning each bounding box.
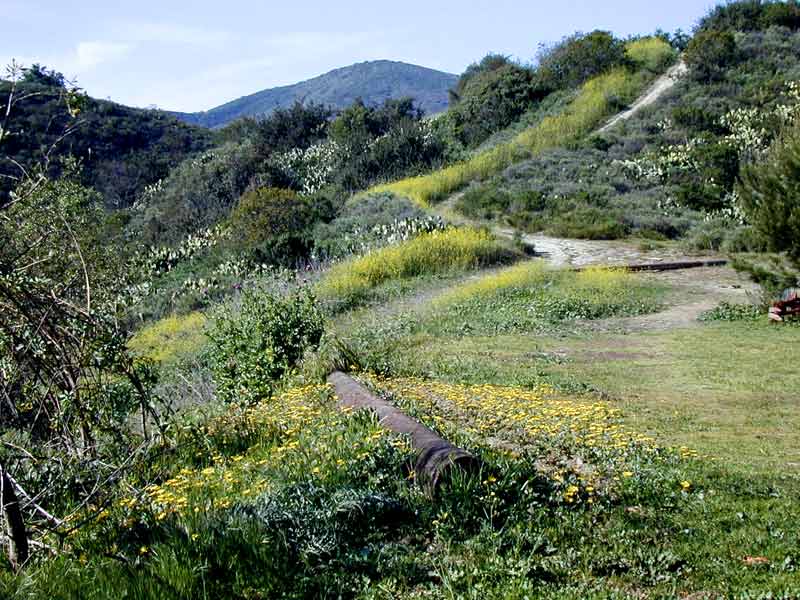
[171,60,458,128]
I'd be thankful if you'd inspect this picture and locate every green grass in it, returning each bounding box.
[368,67,651,207]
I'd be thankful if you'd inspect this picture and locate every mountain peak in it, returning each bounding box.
[172,60,458,129]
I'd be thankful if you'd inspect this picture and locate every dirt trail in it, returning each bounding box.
[597,61,687,134]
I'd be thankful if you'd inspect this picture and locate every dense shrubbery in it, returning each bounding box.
[208,288,324,404]
[227,187,334,265]
[537,31,628,91]
[698,0,800,33]
[739,123,800,264]
[447,61,547,147]
[685,30,738,82]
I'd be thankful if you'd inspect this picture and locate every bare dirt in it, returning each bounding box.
[597,61,688,134]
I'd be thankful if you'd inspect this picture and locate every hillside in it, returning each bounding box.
[0,74,214,209]
[171,60,458,128]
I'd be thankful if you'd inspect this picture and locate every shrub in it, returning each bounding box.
[317,227,514,309]
[739,125,800,264]
[685,30,738,83]
[698,0,800,33]
[537,31,628,91]
[136,141,261,244]
[228,187,331,265]
[625,37,677,73]
[699,301,764,321]
[547,207,630,240]
[208,288,325,404]
[447,63,547,147]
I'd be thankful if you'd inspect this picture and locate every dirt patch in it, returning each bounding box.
[590,266,759,333]
[598,61,688,134]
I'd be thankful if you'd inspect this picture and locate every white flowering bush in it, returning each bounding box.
[269,140,344,195]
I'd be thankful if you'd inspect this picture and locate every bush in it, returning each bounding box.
[228,187,333,265]
[136,141,261,244]
[317,227,514,309]
[537,31,628,91]
[447,63,547,147]
[208,288,325,404]
[625,37,677,73]
[699,301,763,321]
[685,30,738,82]
[739,125,800,264]
[547,207,630,240]
[698,0,800,33]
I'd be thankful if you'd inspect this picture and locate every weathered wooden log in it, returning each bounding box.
[572,259,729,273]
[327,372,478,491]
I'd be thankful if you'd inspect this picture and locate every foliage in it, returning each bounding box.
[625,37,677,73]
[448,53,514,103]
[0,65,213,209]
[227,186,332,265]
[536,31,628,91]
[698,0,800,33]
[250,101,332,155]
[699,301,764,321]
[317,227,515,310]
[0,171,161,568]
[134,141,260,244]
[739,123,800,264]
[446,62,547,147]
[685,30,738,83]
[371,68,648,206]
[208,288,324,404]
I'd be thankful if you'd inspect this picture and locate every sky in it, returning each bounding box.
[2,0,717,113]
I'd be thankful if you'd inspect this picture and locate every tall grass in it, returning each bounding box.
[431,260,549,308]
[317,227,514,310]
[369,68,649,207]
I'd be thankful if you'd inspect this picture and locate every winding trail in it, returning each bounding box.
[597,61,687,134]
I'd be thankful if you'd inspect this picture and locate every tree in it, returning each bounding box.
[449,54,513,104]
[252,101,332,156]
[536,31,627,91]
[738,125,800,264]
[685,30,737,83]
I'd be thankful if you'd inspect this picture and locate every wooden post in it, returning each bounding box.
[0,461,28,571]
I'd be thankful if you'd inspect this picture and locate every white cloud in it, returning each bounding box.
[72,41,133,72]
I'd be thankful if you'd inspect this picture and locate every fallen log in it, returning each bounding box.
[572,259,729,273]
[327,372,478,492]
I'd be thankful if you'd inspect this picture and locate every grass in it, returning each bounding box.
[128,311,208,364]
[368,67,651,207]
[316,227,516,311]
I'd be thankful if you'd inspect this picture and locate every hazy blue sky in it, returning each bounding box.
[3,0,716,112]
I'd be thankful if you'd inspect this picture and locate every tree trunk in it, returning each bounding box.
[0,461,28,571]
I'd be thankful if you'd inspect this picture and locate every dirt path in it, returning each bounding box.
[597,61,687,134]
